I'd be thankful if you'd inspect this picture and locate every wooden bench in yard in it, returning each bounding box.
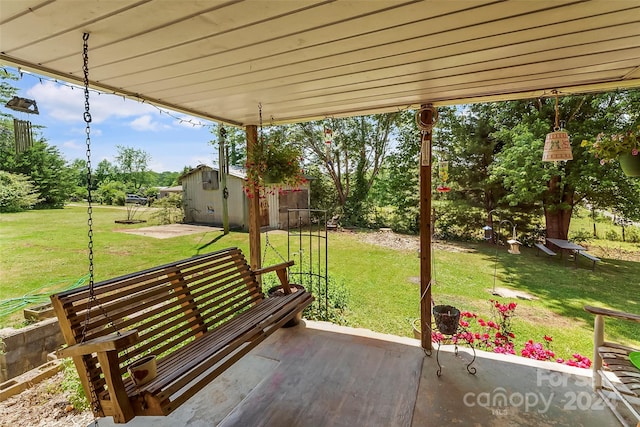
[578,251,601,270]
[534,242,556,257]
[50,247,313,424]
[584,306,640,426]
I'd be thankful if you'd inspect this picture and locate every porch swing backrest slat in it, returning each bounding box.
[67,263,256,337]
[51,246,313,424]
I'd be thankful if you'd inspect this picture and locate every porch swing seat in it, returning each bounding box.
[50,247,313,424]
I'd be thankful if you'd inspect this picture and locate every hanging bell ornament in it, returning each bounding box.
[542,129,572,162]
[542,91,572,163]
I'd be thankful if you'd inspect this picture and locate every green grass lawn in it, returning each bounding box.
[1,206,638,363]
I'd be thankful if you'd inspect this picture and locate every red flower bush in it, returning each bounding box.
[434,299,592,368]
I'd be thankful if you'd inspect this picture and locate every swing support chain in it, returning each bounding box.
[79,32,125,422]
[77,32,105,421]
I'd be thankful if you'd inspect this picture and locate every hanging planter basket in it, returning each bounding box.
[619,153,640,177]
[433,305,460,335]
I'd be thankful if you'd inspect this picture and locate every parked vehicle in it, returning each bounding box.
[125,194,148,205]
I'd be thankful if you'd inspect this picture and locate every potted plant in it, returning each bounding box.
[244,132,306,198]
[581,125,640,176]
[433,304,461,335]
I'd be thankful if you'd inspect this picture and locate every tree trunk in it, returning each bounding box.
[543,207,572,240]
[543,175,574,240]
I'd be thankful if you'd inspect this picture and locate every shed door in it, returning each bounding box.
[260,198,269,227]
[279,189,309,228]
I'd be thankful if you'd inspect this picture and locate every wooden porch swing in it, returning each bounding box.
[50,34,312,424]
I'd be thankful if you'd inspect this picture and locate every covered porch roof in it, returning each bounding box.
[1,0,640,126]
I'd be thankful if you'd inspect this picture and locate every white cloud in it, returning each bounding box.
[27,81,158,124]
[130,115,163,131]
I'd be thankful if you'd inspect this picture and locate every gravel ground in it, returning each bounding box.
[0,372,93,427]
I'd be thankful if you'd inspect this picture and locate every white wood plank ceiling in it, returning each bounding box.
[1,0,640,126]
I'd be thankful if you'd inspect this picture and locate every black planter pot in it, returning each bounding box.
[433,305,460,335]
[267,284,305,327]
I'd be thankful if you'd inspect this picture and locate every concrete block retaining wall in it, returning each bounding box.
[0,318,64,382]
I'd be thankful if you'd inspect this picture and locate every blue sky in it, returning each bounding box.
[1,67,219,172]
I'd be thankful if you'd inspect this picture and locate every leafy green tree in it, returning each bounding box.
[114,145,151,191]
[94,159,117,189]
[96,180,127,205]
[0,70,19,119]
[4,141,74,208]
[0,171,40,212]
[153,171,181,187]
[296,114,398,225]
[489,92,640,239]
[69,158,88,190]
[306,164,339,213]
[381,110,421,233]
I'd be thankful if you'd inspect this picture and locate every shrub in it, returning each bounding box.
[0,171,41,212]
[150,194,184,225]
[625,227,640,243]
[569,229,593,244]
[261,268,350,325]
[605,229,620,241]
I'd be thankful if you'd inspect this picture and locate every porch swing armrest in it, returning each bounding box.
[584,306,640,322]
[254,260,294,276]
[59,330,139,358]
[255,261,295,294]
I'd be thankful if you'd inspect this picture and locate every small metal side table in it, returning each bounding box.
[427,324,477,377]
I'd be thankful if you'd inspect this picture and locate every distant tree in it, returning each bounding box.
[306,164,339,213]
[155,171,181,187]
[97,180,127,205]
[114,145,151,191]
[0,70,19,118]
[69,158,88,190]
[381,110,422,233]
[94,159,117,189]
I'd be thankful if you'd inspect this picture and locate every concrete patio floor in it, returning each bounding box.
[93,321,620,427]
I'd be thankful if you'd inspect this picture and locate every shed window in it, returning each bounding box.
[202,170,219,190]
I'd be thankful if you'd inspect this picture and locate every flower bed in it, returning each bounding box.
[432,299,592,369]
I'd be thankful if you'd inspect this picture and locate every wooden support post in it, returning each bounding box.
[96,351,135,423]
[592,314,603,390]
[246,125,262,271]
[419,104,435,351]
